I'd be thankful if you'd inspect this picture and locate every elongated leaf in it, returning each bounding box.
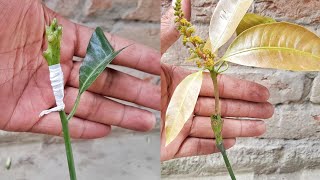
[223,22,320,71]
[165,71,203,146]
[79,27,126,94]
[236,13,276,35]
[209,0,253,52]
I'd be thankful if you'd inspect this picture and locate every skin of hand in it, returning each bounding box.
[160,0,274,161]
[0,0,161,138]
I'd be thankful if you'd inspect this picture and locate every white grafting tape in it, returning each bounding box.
[39,64,65,117]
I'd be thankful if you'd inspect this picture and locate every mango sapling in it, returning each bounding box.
[41,19,127,180]
[165,0,320,179]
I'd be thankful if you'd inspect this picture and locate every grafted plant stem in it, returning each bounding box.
[174,0,236,179]
[59,111,77,180]
[43,18,77,180]
[210,69,236,180]
[217,142,236,180]
[210,70,220,115]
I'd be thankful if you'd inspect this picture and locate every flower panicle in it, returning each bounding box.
[173,0,216,70]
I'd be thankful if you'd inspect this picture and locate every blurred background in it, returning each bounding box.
[161,0,320,179]
[0,0,160,179]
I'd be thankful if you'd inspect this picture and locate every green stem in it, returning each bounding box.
[210,70,220,115]
[210,69,236,180]
[67,93,81,121]
[59,111,77,180]
[217,143,236,180]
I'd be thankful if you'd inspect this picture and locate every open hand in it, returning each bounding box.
[0,0,160,138]
[160,0,274,161]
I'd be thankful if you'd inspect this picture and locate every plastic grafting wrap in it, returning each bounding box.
[39,64,65,117]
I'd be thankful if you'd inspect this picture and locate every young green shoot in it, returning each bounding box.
[42,19,127,180]
[42,18,77,180]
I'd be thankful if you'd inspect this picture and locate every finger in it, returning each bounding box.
[67,62,160,110]
[194,97,274,118]
[161,0,191,54]
[44,5,160,75]
[73,24,160,75]
[30,113,111,139]
[64,87,156,132]
[161,111,192,161]
[175,138,236,158]
[169,66,270,102]
[200,73,270,102]
[189,117,266,139]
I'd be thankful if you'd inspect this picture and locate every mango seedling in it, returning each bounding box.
[165,0,320,179]
[41,19,127,180]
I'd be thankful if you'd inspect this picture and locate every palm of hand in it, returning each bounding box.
[160,64,273,161]
[0,0,161,138]
[0,1,74,132]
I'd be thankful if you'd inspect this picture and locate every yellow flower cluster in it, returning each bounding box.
[174,0,216,70]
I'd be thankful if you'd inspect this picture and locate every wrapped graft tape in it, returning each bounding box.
[39,64,65,117]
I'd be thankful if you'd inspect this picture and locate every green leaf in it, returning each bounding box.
[223,22,320,71]
[79,27,126,94]
[236,13,276,35]
[209,0,253,52]
[165,71,203,146]
[68,27,127,121]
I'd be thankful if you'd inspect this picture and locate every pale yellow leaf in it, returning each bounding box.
[165,70,203,146]
[223,22,320,71]
[236,13,276,35]
[209,0,253,52]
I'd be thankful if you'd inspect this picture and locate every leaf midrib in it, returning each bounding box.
[211,0,250,51]
[222,46,320,61]
[80,52,113,93]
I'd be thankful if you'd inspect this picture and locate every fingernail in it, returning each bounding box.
[146,114,157,131]
[256,121,266,135]
[265,88,270,101]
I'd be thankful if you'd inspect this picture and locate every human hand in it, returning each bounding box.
[160,0,274,161]
[0,0,160,138]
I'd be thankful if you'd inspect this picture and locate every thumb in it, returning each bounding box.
[161,0,191,55]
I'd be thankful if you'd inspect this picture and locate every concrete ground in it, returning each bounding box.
[0,127,160,180]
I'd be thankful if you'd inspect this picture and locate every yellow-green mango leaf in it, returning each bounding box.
[209,0,253,52]
[223,22,320,71]
[165,70,203,146]
[236,13,276,35]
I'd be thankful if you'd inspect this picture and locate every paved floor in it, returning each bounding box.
[0,127,160,180]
